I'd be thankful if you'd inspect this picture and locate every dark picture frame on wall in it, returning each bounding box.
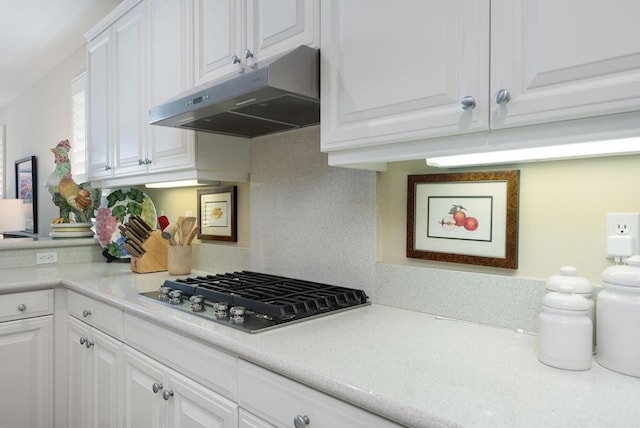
[197,186,237,242]
[407,170,519,269]
[15,156,38,234]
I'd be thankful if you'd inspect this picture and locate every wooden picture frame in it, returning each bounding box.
[197,186,237,242]
[407,170,519,269]
[15,156,37,234]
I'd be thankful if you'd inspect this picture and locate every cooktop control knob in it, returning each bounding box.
[230,306,246,324]
[168,290,183,305]
[214,302,229,319]
[189,295,205,312]
[159,286,172,301]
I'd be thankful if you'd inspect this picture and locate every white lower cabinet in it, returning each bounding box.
[238,360,402,428]
[67,316,122,428]
[239,409,275,428]
[61,293,398,428]
[123,345,238,428]
[0,308,52,428]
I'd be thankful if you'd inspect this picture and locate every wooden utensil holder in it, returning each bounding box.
[130,230,168,273]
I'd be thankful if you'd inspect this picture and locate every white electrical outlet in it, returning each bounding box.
[606,213,640,258]
[36,252,58,264]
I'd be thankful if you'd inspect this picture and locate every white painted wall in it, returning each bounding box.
[0,46,86,235]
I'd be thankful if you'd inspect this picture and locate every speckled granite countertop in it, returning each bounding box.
[2,263,639,428]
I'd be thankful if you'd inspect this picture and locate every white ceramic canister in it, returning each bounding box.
[596,255,640,377]
[538,284,593,370]
[546,266,595,352]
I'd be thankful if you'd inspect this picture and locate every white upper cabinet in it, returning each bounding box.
[86,30,113,180]
[112,1,148,177]
[195,0,318,85]
[194,0,243,85]
[245,0,319,64]
[321,0,490,152]
[490,0,640,129]
[147,0,195,173]
[321,0,640,168]
[87,0,147,181]
[86,0,251,187]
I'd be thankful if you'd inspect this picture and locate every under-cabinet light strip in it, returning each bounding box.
[426,137,640,167]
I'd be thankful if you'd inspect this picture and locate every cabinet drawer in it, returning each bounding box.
[68,291,123,339]
[0,289,53,322]
[238,360,402,428]
[124,313,237,400]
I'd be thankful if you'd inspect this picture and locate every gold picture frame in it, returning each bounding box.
[197,186,237,242]
[407,170,519,269]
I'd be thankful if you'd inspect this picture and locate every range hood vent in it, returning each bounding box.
[149,45,319,138]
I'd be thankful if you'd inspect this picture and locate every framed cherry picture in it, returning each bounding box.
[407,170,519,268]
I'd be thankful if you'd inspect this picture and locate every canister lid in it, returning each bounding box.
[546,266,594,295]
[602,255,640,287]
[542,284,589,311]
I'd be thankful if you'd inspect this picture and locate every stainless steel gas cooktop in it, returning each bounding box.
[139,271,370,333]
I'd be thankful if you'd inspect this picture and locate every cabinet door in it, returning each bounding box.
[245,0,319,63]
[194,0,243,85]
[167,370,238,428]
[0,316,52,428]
[239,409,275,428]
[321,0,489,152]
[87,30,113,180]
[90,329,122,428]
[112,2,148,177]
[123,347,165,428]
[148,0,195,173]
[239,360,401,428]
[491,0,640,128]
[68,317,91,428]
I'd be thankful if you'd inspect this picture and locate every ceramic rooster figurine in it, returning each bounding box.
[46,139,101,223]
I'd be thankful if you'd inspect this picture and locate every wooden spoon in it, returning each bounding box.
[180,217,196,245]
[184,226,199,246]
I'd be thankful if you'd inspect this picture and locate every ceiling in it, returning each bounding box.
[0,0,122,109]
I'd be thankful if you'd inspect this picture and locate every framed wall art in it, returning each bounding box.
[15,156,37,234]
[407,170,519,269]
[197,186,237,242]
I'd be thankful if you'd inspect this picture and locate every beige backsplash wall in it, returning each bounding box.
[143,181,251,248]
[378,154,640,283]
[150,130,640,288]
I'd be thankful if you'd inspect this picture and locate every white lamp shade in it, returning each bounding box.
[0,199,26,232]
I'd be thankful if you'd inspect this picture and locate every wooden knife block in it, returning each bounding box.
[130,230,168,273]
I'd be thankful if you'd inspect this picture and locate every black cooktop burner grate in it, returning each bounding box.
[163,271,369,320]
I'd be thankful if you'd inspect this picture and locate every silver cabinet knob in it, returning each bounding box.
[294,415,310,428]
[243,49,254,59]
[85,339,94,349]
[494,89,511,105]
[79,337,87,345]
[460,96,476,111]
[138,159,145,165]
[162,390,174,401]
[152,383,163,394]
[82,309,91,318]
[105,165,112,171]
[17,304,26,312]
[231,55,241,65]
[145,158,152,165]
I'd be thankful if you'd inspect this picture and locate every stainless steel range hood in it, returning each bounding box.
[149,45,319,138]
